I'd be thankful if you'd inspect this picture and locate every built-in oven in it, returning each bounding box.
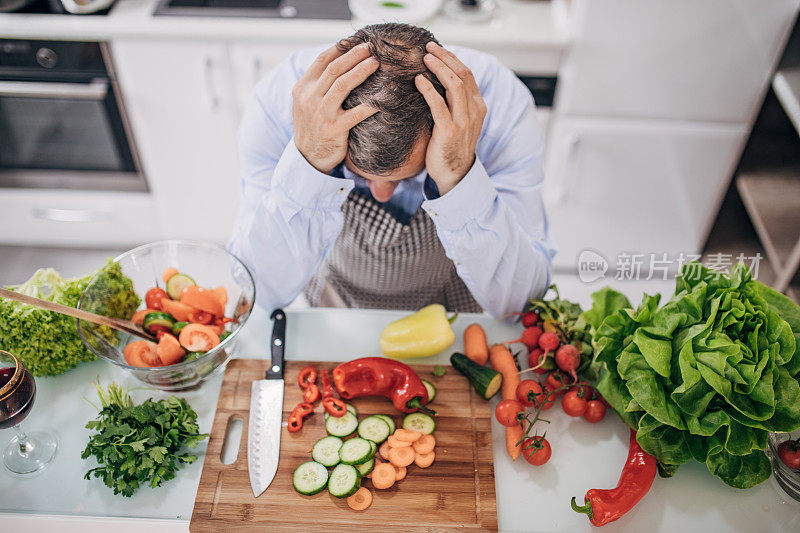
[0,39,147,191]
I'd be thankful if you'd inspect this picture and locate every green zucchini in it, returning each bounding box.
[450,352,502,400]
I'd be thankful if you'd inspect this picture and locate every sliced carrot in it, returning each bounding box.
[394,429,422,442]
[388,446,415,468]
[371,463,396,490]
[412,434,436,455]
[464,323,489,365]
[386,435,411,448]
[160,298,196,322]
[213,286,228,307]
[506,424,523,461]
[414,451,435,468]
[156,333,185,366]
[347,487,372,511]
[131,308,159,325]
[162,267,179,284]
[179,323,221,352]
[394,466,407,481]
[180,286,224,317]
[379,442,391,461]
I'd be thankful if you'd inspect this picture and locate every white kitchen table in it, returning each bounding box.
[2,307,799,532]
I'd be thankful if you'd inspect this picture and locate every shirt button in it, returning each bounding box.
[338,187,346,194]
[454,260,461,266]
[429,210,437,217]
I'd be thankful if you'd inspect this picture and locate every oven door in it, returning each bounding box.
[0,77,147,191]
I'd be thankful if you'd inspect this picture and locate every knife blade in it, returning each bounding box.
[248,308,286,498]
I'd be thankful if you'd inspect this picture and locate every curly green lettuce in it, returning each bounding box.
[0,259,140,377]
[584,263,800,489]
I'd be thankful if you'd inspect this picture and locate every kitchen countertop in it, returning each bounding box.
[2,306,800,532]
[0,0,571,48]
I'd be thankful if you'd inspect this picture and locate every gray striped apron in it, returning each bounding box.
[305,189,482,312]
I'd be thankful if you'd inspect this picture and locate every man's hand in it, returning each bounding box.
[415,42,487,196]
[292,43,379,174]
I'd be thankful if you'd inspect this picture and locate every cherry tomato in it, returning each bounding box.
[778,440,800,470]
[521,437,551,466]
[562,390,587,417]
[583,400,607,423]
[572,380,594,401]
[145,288,169,310]
[516,380,542,408]
[495,399,524,427]
[544,371,570,397]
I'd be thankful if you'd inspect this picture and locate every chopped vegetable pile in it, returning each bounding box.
[0,259,139,376]
[583,262,800,489]
[123,268,233,368]
[82,381,208,497]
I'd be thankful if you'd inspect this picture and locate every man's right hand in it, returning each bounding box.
[292,43,379,174]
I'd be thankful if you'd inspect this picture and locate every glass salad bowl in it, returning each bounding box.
[77,240,255,391]
[768,429,800,502]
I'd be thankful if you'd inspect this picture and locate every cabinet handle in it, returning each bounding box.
[554,133,580,205]
[204,56,220,110]
[33,207,112,223]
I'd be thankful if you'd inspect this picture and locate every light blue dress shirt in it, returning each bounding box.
[229,44,557,318]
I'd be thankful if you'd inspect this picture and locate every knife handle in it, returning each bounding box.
[267,308,286,379]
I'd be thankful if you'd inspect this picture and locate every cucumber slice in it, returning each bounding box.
[292,461,328,496]
[325,411,358,437]
[402,413,435,435]
[357,416,391,444]
[328,464,360,498]
[421,379,436,403]
[182,351,205,362]
[172,321,188,335]
[339,437,373,465]
[142,311,175,334]
[165,273,195,300]
[324,403,357,421]
[311,436,343,467]
[355,457,375,477]
[375,414,396,434]
[369,440,377,455]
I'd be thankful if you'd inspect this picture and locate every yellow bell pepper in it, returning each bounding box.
[380,304,457,359]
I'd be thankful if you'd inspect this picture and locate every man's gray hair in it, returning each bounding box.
[337,23,446,175]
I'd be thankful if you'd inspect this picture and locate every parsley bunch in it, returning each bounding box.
[82,382,209,497]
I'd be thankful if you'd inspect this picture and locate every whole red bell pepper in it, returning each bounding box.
[332,357,434,414]
[571,429,657,526]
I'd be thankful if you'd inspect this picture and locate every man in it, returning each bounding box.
[230,23,556,318]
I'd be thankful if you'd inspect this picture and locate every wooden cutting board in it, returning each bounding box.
[190,359,497,532]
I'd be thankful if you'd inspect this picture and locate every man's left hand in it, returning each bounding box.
[415,42,487,196]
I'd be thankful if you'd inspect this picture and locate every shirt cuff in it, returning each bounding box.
[273,139,355,209]
[421,157,496,231]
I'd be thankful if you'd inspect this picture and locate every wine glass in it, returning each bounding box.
[0,350,58,474]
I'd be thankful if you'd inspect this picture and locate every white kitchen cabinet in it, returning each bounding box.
[111,40,241,245]
[229,43,322,118]
[0,189,161,247]
[558,0,799,123]
[543,116,747,269]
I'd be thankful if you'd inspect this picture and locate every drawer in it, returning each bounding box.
[0,190,163,247]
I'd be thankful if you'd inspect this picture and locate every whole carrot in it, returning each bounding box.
[463,323,489,365]
[506,423,524,460]
[489,343,520,401]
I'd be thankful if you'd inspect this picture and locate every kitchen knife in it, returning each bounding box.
[248,308,286,498]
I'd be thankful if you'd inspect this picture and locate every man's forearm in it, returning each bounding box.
[229,140,354,310]
[422,157,554,318]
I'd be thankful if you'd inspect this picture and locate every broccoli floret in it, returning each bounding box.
[0,259,140,377]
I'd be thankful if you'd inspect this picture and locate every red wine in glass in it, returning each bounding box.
[0,365,36,430]
[1,350,57,474]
